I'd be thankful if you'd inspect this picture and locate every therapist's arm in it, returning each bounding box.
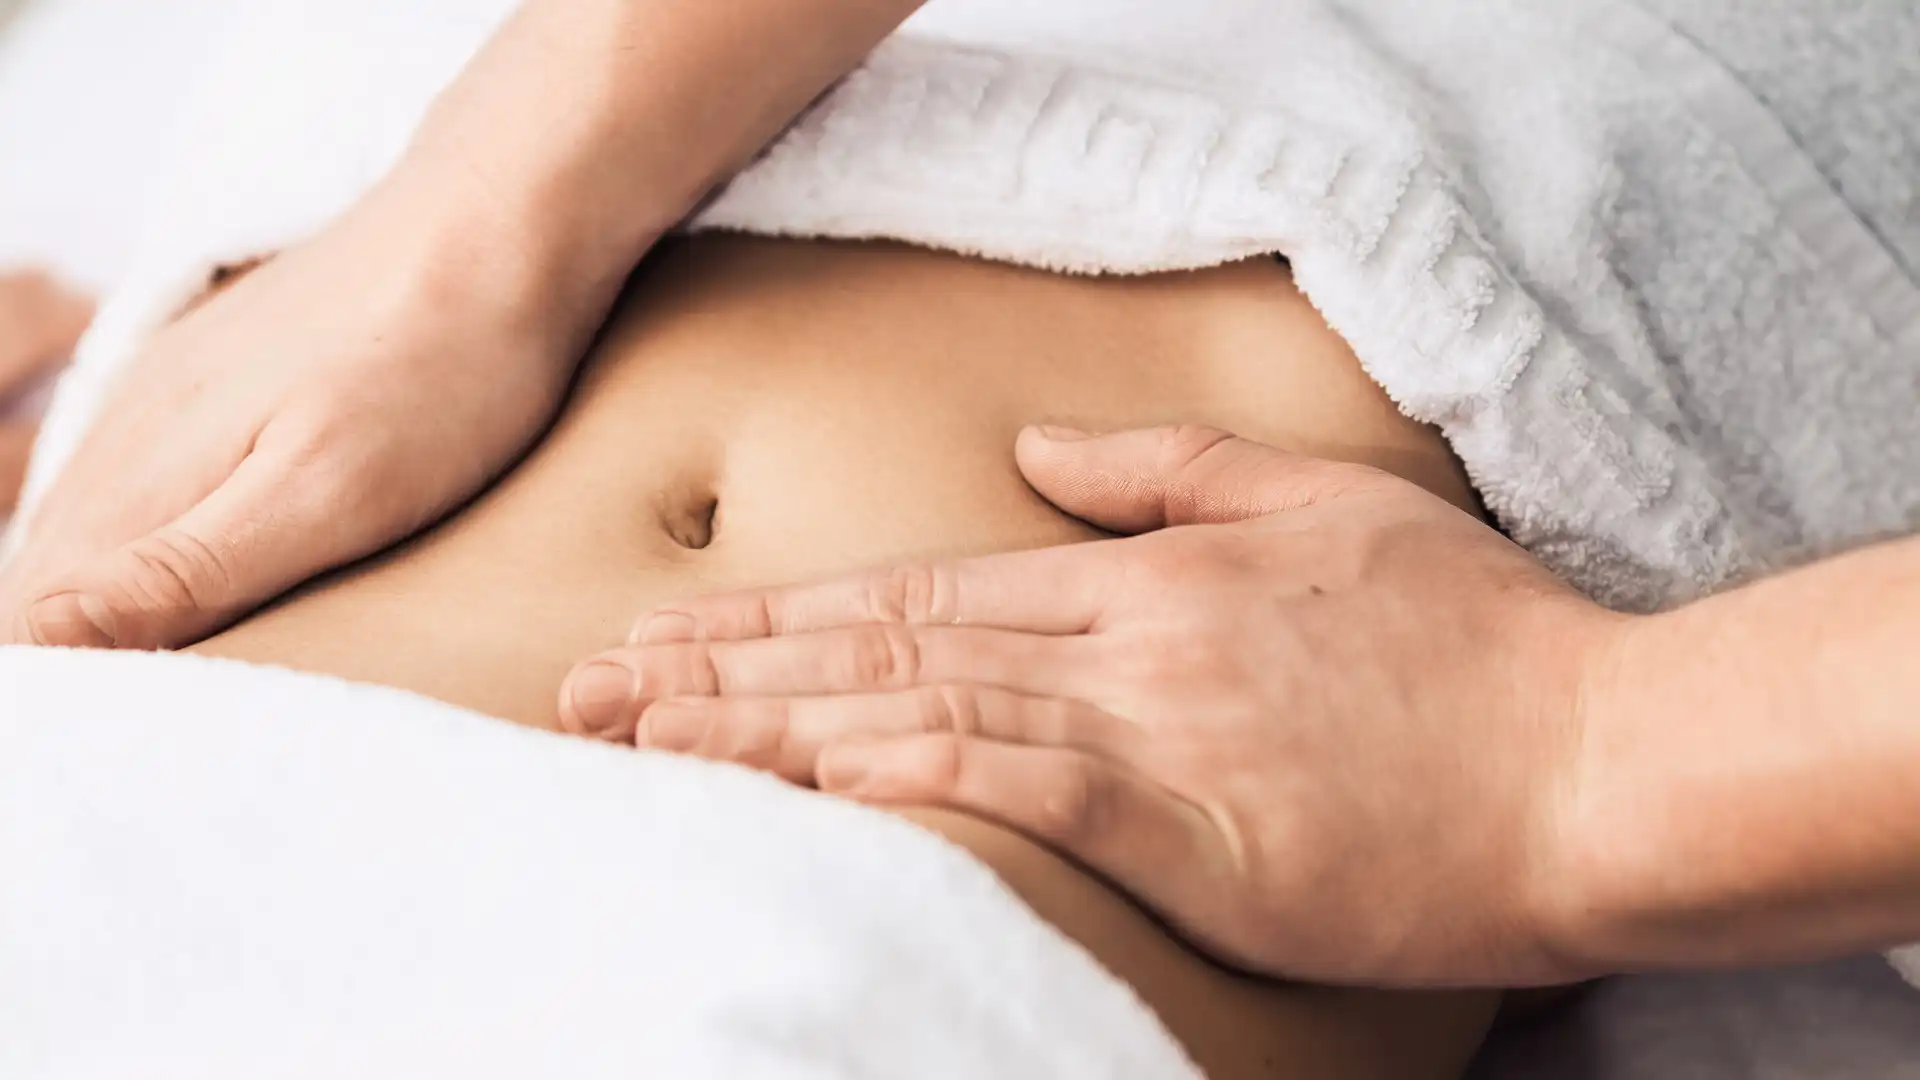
[3,0,928,649]
[406,0,930,322]
[1570,535,1920,973]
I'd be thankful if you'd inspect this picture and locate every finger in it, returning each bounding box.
[631,686,1141,783]
[817,735,1236,931]
[559,626,1103,737]
[1015,424,1360,533]
[626,546,1121,646]
[17,444,364,649]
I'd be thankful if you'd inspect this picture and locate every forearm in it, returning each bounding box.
[375,0,926,341]
[1565,535,1920,972]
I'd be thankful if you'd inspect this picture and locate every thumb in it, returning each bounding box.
[1014,424,1347,534]
[18,452,348,649]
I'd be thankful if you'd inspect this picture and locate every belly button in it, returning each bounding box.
[660,493,719,551]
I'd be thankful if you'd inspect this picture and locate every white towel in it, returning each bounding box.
[0,647,1199,1078]
[1895,948,1920,989]
[18,0,1920,604]
[4,0,1915,988]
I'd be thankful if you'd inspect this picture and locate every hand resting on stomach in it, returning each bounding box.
[193,234,1492,1080]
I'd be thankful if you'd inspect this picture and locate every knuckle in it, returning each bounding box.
[1028,697,1084,747]
[1147,427,1243,524]
[917,733,970,795]
[273,408,353,474]
[121,530,230,613]
[869,563,951,624]
[728,703,789,765]
[1030,756,1102,842]
[280,431,366,509]
[749,592,782,636]
[688,644,726,696]
[761,702,816,779]
[630,609,700,645]
[918,684,984,737]
[845,623,922,688]
[1154,425,1238,474]
[274,410,412,520]
[632,699,701,750]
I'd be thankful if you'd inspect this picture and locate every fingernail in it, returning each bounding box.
[563,661,638,734]
[630,612,698,646]
[817,750,873,793]
[636,700,704,751]
[24,592,116,649]
[1032,425,1091,442]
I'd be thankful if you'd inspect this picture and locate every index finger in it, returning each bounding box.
[632,542,1122,644]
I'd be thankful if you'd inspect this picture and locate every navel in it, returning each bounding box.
[661,491,719,551]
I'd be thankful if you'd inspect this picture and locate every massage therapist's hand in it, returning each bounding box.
[0,0,935,649]
[561,426,1627,986]
[0,174,584,649]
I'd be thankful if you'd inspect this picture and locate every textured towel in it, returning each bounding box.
[0,647,1199,1078]
[4,0,1915,986]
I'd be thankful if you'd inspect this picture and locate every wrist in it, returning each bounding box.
[381,0,931,331]
[389,99,668,321]
[1521,599,1656,981]
[1537,601,1767,978]
[1541,552,1920,975]
[344,160,623,366]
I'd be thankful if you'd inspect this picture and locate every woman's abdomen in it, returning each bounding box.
[192,236,1491,1080]
[197,235,1468,727]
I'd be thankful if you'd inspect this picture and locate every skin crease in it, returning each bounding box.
[193,235,1501,1080]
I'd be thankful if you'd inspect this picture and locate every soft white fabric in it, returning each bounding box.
[3,0,1914,992]
[0,0,236,290]
[0,646,1199,1079]
[1893,948,1920,989]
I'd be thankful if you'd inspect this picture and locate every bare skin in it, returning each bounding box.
[0,270,91,514]
[570,409,1920,989]
[193,235,1496,1079]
